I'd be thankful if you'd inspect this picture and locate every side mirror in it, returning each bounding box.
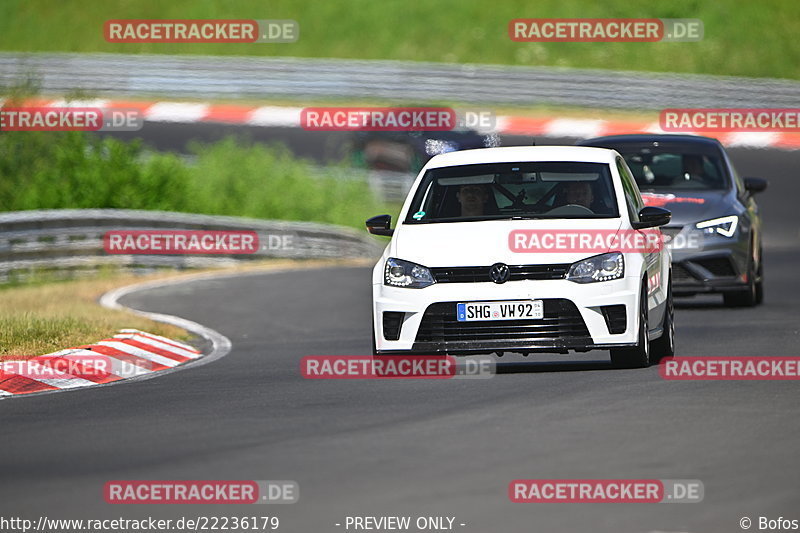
[366,214,394,236]
[744,177,768,194]
[632,206,671,229]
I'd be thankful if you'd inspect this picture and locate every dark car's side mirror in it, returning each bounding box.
[366,214,394,236]
[744,177,768,194]
[632,206,671,229]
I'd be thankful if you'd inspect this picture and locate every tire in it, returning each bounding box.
[755,247,764,305]
[650,276,674,363]
[610,282,650,369]
[371,325,378,356]
[723,259,757,307]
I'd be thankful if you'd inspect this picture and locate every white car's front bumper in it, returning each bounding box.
[372,275,641,354]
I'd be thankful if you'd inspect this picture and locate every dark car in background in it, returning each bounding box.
[578,134,768,306]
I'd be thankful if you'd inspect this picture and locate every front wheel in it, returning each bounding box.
[610,283,650,369]
[723,260,757,307]
[650,276,674,362]
[755,247,764,305]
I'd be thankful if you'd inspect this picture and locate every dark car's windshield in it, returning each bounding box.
[600,143,729,192]
[404,161,619,223]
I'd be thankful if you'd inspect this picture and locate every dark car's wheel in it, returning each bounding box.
[610,282,650,368]
[650,276,674,363]
[755,247,764,305]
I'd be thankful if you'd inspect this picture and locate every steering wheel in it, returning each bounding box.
[545,204,595,216]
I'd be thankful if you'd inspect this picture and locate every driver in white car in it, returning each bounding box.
[456,184,490,217]
[563,181,594,210]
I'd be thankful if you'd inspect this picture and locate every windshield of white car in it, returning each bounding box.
[404,162,619,223]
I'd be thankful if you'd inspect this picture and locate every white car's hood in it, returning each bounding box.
[392,218,624,267]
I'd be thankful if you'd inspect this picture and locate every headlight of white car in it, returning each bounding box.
[566,252,625,283]
[695,215,738,237]
[384,258,436,288]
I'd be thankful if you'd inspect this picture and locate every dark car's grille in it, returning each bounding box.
[673,264,699,283]
[430,264,569,283]
[413,299,591,353]
[694,256,737,277]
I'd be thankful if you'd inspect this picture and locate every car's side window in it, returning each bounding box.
[730,161,747,197]
[616,158,642,222]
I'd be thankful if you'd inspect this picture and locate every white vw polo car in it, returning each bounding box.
[367,146,674,368]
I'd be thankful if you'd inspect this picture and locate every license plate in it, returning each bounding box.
[456,301,543,322]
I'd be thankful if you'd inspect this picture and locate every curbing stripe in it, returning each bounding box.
[24,99,800,150]
[29,356,117,384]
[95,340,182,368]
[0,331,197,397]
[0,372,58,394]
[115,338,191,363]
[113,333,200,359]
[81,344,167,372]
[144,102,210,123]
[118,329,200,354]
[1,360,95,388]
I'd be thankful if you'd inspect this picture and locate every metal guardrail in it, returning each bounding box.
[0,209,382,282]
[2,52,800,110]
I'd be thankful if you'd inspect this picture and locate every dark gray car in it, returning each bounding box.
[578,134,768,306]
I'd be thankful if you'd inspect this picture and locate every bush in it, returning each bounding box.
[0,131,190,211]
[0,132,384,229]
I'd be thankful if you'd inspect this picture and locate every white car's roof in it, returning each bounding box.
[424,146,620,169]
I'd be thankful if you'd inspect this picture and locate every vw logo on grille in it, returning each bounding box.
[489,263,510,284]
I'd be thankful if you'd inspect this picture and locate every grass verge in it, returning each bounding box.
[1,0,799,79]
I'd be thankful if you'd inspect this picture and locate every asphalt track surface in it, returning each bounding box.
[2,128,799,533]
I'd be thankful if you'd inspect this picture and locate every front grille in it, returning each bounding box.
[693,256,737,277]
[601,305,627,334]
[382,312,404,341]
[430,264,569,283]
[413,299,591,353]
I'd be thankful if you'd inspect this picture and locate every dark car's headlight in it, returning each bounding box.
[695,215,738,238]
[566,252,624,283]
[384,258,435,288]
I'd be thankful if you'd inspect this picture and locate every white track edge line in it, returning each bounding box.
[0,268,313,400]
[0,271,295,400]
